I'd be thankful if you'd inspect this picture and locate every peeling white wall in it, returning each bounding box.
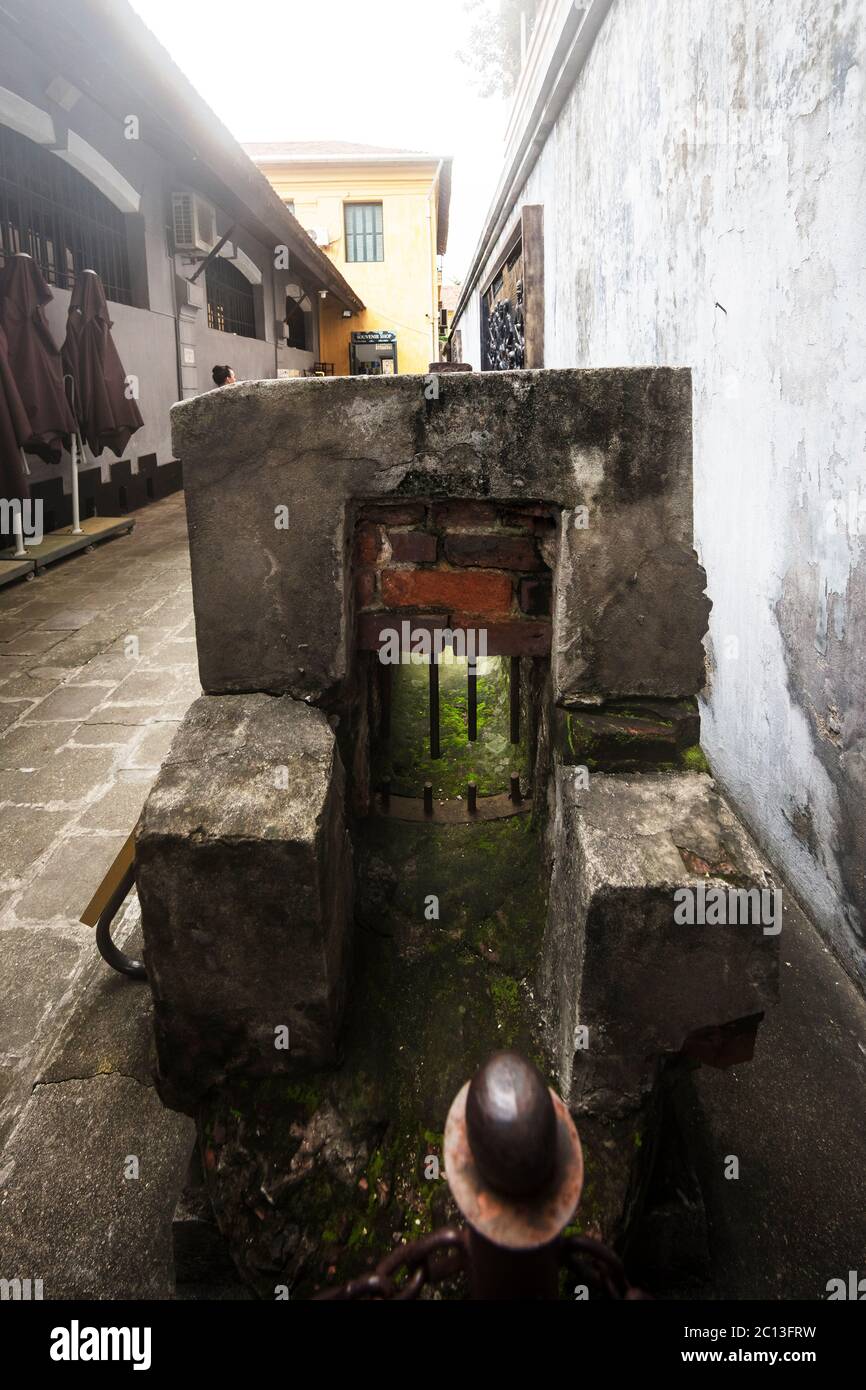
[456,0,866,980]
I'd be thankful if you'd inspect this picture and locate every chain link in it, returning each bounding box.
[315,1225,648,1300]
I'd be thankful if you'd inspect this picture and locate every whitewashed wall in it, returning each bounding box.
[456,0,866,980]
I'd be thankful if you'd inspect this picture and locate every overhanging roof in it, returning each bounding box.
[451,0,612,325]
[0,0,365,311]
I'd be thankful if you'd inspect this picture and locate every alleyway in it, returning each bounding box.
[0,493,864,1299]
[0,495,196,1297]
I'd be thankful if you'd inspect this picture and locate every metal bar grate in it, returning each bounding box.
[205,255,256,338]
[429,655,440,760]
[510,656,521,744]
[0,123,132,305]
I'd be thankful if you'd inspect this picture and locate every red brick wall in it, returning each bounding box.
[353,500,556,657]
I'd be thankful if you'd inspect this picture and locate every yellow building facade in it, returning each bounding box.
[244,142,451,377]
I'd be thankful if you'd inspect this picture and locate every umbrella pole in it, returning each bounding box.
[11,510,27,559]
[70,433,83,536]
[12,449,29,557]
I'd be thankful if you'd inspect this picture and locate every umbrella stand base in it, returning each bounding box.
[0,516,134,573]
[0,557,36,586]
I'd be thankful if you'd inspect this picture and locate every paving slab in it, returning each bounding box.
[13,832,127,922]
[21,684,113,723]
[0,721,80,769]
[0,806,73,884]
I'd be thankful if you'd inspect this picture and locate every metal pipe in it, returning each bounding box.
[94,862,146,980]
[467,781,477,814]
[510,772,522,804]
[423,782,434,816]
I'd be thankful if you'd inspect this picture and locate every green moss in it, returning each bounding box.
[376,655,529,799]
[681,744,710,773]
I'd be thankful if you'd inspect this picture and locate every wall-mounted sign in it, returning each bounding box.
[351,330,397,344]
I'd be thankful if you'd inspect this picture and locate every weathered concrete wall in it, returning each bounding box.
[135,693,353,1113]
[172,368,709,706]
[456,0,866,981]
[540,769,779,1113]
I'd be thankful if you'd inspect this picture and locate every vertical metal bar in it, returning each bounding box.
[380,661,392,740]
[510,772,522,805]
[509,656,521,744]
[468,660,478,741]
[467,781,477,815]
[429,654,440,760]
[423,782,434,816]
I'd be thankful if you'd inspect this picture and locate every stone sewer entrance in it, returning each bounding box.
[133,369,780,1297]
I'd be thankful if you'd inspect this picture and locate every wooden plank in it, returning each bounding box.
[80,831,136,927]
[521,204,545,369]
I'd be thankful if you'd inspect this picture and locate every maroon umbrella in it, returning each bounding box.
[0,253,76,464]
[61,269,143,457]
[0,319,32,507]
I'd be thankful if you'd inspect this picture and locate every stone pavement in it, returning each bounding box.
[0,494,197,1296]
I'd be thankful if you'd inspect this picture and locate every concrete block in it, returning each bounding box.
[171,369,708,703]
[135,693,353,1113]
[540,771,779,1114]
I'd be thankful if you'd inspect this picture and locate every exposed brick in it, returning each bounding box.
[518,576,552,616]
[357,503,427,525]
[381,569,513,616]
[431,500,499,530]
[388,530,438,563]
[355,522,388,566]
[445,534,543,571]
[449,618,552,656]
[356,611,448,650]
[356,569,377,609]
[498,504,558,534]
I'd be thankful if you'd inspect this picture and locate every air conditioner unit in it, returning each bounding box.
[172,191,217,254]
[305,226,331,248]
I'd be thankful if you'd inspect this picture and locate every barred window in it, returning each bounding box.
[0,122,133,305]
[206,254,257,338]
[344,203,383,262]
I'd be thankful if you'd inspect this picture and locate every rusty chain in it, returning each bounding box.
[315,1226,647,1301]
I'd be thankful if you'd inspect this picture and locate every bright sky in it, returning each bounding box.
[129,0,509,283]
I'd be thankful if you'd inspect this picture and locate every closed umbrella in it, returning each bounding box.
[61,269,143,458]
[0,319,31,504]
[0,252,76,464]
[0,318,32,557]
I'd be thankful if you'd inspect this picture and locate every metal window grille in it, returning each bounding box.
[205,254,257,338]
[345,203,383,262]
[0,122,133,305]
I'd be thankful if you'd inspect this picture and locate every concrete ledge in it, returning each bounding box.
[171,368,708,703]
[540,771,779,1114]
[135,693,353,1113]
